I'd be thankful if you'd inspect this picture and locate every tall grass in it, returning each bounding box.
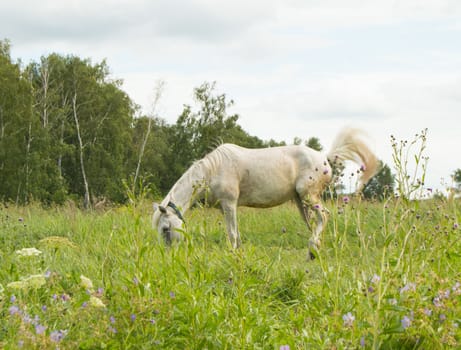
[1,133,460,349]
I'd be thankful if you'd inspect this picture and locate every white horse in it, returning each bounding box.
[153,127,377,257]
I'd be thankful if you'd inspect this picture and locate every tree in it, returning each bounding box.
[169,82,264,185]
[0,40,35,203]
[306,137,323,151]
[362,161,395,201]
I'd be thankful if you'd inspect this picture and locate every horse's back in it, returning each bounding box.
[210,144,329,207]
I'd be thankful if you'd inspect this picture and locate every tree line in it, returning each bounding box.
[0,40,394,207]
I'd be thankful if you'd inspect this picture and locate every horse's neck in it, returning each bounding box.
[163,160,211,213]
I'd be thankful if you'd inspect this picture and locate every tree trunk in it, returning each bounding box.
[72,93,91,209]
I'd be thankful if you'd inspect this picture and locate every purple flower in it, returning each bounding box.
[10,295,17,303]
[9,305,20,316]
[150,318,156,324]
[109,326,117,334]
[343,196,350,204]
[35,324,47,335]
[96,287,104,296]
[110,316,116,324]
[453,223,459,229]
[81,302,88,308]
[130,314,136,322]
[133,277,139,286]
[41,305,47,312]
[169,291,176,299]
[401,315,411,329]
[370,274,380,284]
[50,330,67,343]
[433,296,443,308]
[44,270,51,278]
[400,282,416,294]
[280,346,290,350]
[423,308,432,316]
[360,336,365,347]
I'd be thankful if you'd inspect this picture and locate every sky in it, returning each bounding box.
[1,0,461,194]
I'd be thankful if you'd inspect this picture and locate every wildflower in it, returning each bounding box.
[7,274,46,290]
[423,308,432,316]
[10,294,16,303]
[453,223,459,230]
[89,296,105,308]
[9,305,21,316]
[150,319,156,324]
[15,247,42,257]
[371,274,380,284]
[343,196,350,204]
[110,316,116,324]
[35,324,47,335]
[80,275,94,292]
[452,282,460,295]
[130,314,136,322]
[50,330,67,343]
[44,270,51,278]
[61,293,71,302]
[41,305,47,312]
[313,204,321,210]
[400,282,416,294]
[389,298,397,305]
[108,326,117,334]
[39,236,78,249]
[433,296,443,308]
[169,291,176,299]
[81,302,88,308]
[133,277,139,286]
[360,336,365,347]
[18,217,24,222]
[401,315,412,329]
[96,287,104,296]
[280,346,290,350]
[342,312,355,327]
[439,314,446,322]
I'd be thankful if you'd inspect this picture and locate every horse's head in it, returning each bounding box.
[152,202,184,244]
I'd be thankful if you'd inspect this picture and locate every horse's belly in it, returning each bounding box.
[237,177,296,208]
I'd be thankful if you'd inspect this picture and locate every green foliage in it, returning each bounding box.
[169,82,265,184]
[362,161,395,201]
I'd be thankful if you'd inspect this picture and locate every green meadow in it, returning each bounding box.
[1,194,460,349]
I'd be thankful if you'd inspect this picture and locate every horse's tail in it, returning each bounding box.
[327,127,378,190]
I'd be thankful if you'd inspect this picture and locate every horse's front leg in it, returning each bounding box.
[221,200,241,249]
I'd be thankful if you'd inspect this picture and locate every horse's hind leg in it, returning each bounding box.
[296,178,329,259]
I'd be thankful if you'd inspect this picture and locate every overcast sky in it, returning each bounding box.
[2,0,460,193]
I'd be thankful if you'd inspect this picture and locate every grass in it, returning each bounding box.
[0,194,460,349]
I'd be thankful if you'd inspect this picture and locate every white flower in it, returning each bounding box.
[89,296,106,308]
[7,274,46,290]
[15,247,42,257]
[342,312,355,327]
[80,275,94,291]
[371,274,381,285]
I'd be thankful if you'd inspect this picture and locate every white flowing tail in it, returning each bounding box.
[327,127,378,190]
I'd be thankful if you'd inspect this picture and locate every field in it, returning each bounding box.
[0,195,460,349]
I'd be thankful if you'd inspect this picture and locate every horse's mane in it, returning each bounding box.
[165,144,236,206]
